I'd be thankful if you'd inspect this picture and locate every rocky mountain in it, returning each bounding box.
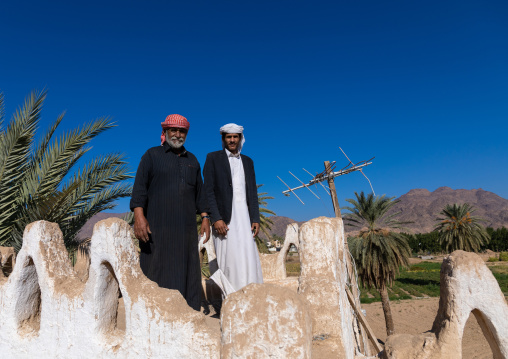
[76,212,127,241]
[263,187,508,237]
[388,187,508,234]
[77,187,508,240]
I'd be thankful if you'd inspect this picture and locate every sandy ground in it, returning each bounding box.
[118,296,495,358]
[365,297,493,359]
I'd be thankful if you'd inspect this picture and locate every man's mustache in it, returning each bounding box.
[171,136,185,143]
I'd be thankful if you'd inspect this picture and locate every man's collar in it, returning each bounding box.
[163,141,187,156]
[225,148,240,158]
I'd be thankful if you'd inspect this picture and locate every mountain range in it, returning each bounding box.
[78,187,508,240]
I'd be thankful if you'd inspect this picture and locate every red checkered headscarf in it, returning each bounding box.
[160,114,190,145]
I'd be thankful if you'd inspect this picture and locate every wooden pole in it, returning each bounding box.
[346,287,383,354]
[324,161,341,218]
[324,161,379,355]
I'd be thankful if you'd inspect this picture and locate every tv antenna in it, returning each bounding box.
[277,147,375,216]
[277,147,380,355]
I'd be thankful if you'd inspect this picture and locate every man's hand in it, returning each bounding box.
[133,207,151,243]
[214,220,229,236]
[201,215,211,243]
[251,222,260,237]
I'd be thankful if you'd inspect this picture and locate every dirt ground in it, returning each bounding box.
[365,297,493,359]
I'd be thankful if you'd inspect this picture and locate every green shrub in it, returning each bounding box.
[499,252,508,261]
[487,257,499,262]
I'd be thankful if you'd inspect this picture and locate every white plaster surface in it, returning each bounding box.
[384,250,508,359]
[6,218,502,359]
[221,282,312,358]
[259,223,300,282]
[298,216,356,359]
[0,219,220,359]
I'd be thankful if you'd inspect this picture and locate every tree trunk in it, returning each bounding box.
[379,283,395,337]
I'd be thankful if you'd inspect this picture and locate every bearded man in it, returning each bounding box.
[130,114,210,311]
[203,123,263,293]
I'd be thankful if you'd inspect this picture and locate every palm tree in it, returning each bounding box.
[255,184,276,253]
[435,203,490,253]
[343,191,411,336]
[0,90,132,256]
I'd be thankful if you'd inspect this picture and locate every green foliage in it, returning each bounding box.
[435,203,490,253]
[488,257,499,262]
[485,227,508,252]
[0,91,132,255]
[490,266,508,296]
[359,262,440,304]
[344,192,412,289]
[403,231,442,254]
[359,261,508,303]
[256,184,275,253]
[404,226,508,255]
[499,252,508,262]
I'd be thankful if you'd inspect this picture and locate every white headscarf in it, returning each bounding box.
[220,123,245,152]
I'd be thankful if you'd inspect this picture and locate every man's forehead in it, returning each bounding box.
[224,133,240,136]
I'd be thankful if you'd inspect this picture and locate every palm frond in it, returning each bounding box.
[0,91,46,240]
[345,191,411,290]
[0,92,4,131]
[435,203,489,252]
[0,91,132,255]
[256,184,276,244]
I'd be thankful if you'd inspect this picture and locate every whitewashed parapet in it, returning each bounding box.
[0,219,219,359]
[221,283,312,358]
[259,223,300,282]
[384,250,508,359]
[298,216,356,359]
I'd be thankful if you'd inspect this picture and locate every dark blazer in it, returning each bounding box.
[203,150,260,225]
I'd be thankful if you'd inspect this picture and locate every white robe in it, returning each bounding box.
[212,150,263,292]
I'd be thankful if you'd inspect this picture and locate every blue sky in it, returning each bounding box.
[1,0,507,221]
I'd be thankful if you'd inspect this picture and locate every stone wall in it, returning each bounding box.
[221,283,312,358]
[297,216,357,358]
[384,250,508,359]
[4,218,504,358]
[0,219,220,359]
[259,222,300,291]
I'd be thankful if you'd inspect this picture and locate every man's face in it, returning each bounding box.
[224,133,241,153]
[166,127,188,148]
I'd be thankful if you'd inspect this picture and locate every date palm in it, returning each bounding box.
[435,203,489,253]
[256,184,276,249]
[344,191,411,336]
[0,90,132,256]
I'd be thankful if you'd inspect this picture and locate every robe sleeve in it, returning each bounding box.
[195,162,209,214]
[247,158,261,224]
[130,151,152,211]
[203,153,222,224]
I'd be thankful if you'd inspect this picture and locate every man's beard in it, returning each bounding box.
[166,134,185,149]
